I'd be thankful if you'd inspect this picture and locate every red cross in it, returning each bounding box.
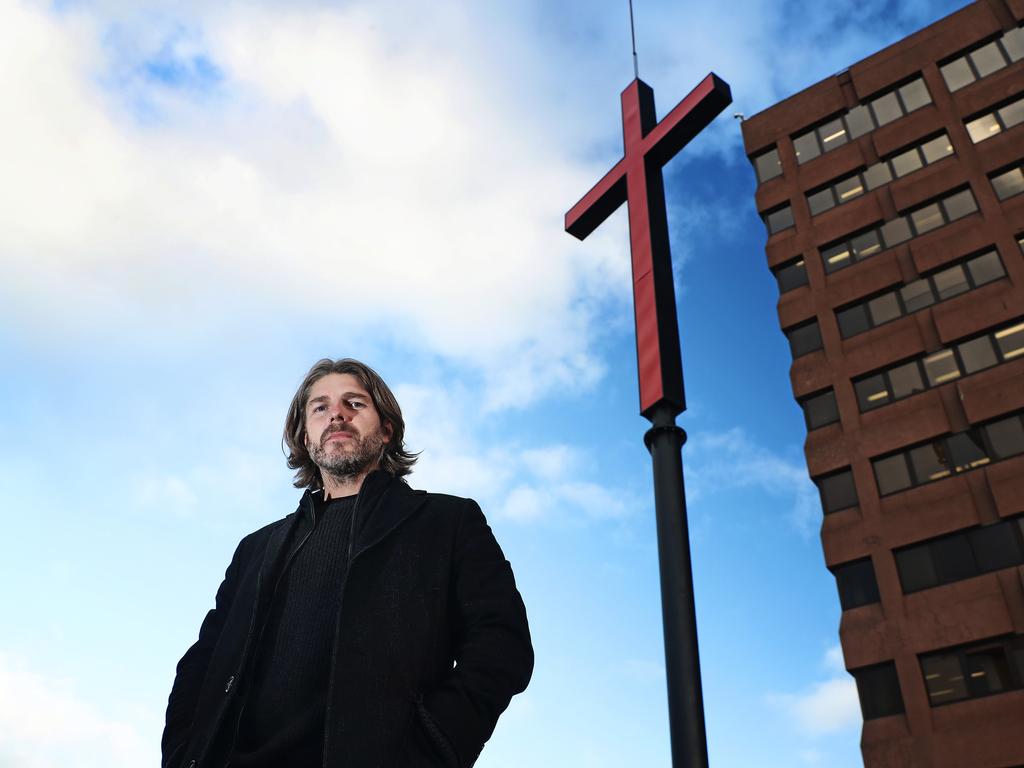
[566,74,731,418]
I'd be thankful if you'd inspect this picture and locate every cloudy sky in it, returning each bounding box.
[0,0,970,765]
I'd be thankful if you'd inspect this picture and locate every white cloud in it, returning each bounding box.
[767,644,861,734]
[395,381,637,524]
[0,0,621,411]
[0,652,155,768]
[685,427,819,534]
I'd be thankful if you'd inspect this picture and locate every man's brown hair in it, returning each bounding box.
[283,358,418,489]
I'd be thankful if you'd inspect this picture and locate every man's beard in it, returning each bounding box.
[309,425,388,483]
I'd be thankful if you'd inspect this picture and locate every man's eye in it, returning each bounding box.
[349,401,366,409]
[312,404,327,413]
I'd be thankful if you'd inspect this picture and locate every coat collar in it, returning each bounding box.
[294,469,428,560]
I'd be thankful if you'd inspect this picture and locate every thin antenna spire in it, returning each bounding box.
[628,0,639,79]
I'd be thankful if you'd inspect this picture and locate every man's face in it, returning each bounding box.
[304,373,392,483]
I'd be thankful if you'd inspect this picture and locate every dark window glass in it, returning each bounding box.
[923,349,961,386]
[999,99,1024,130]
[818,117,848,151]
[834,558,881,610]
[942,189,977,221]
[766,205,794,234]
[948,431,990,472]
[932,534,978,583]
[992,168,1024,200]
[957,336,998,374]
[837,303,872,338]
[818,468,858,513]
[864,161,893,190]
[985,416,1024,460]
[793,131,820,164]
[896,544,938,592]
[786,320,823,358]
[754,147,783,182]
[855,373,890,411]
[920,135,954,164]
[892,148,924,177]
[835,175,865,203]
[874,453,913,495]
[871,92,902,127]
[900,279,935,313]
[966,113,1001,143]
[964,644,1013,696]
[868,293,901,326]
[970,522,1024,573]
[933,264,969,300]
[941,58,975,91]
[888,361,925,399]
[854,662,905,720]
[899,79,931,112]
[994,322,1024,361]
[911,203,944,234]
[822,241,852,273]
[966,251,1005,286]
[880,217,912,247]
[808,188,836,216]
[803,389,839,430]
[909,442,951,483]
[852,229,882,259]
[846,105,874,138]
[774,258,808,293]
[922,653,969,704]
[969,42,1008,78]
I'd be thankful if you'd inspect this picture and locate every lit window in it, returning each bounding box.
[920,135,954,164]
[835,175,865,202]
[923,350,960,386]
[817,117,848,150]
[995,322,1024,360]
[773,257,808,293]
[855,373,890,411]
[909,442,951,483]
[966,113,1002,143]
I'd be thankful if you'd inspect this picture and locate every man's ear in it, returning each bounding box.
[382,422,394,443]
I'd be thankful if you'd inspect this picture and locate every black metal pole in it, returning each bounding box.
[644,402,708,768]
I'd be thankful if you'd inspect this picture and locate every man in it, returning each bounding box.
[162,358,533,768]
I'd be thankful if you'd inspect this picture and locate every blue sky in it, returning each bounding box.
[0,0,970,765]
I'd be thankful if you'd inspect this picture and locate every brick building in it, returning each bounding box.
[740,1,1024,765]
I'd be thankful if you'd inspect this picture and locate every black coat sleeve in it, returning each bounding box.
[161,536,249,768]
[420,499,534,767]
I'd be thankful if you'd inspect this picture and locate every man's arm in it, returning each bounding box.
[161,537,248,768]
[419,499,534,767]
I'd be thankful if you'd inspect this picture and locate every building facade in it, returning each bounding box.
[741,1,1024,765]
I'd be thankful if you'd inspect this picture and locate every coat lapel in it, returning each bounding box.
[351,471,429,561]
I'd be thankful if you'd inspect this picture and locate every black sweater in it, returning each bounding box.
[229,494,356,767]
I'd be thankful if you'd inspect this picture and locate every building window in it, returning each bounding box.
[871,411,1024,496]
[919,635,1024,707]
[819,187,978,274]
[773,257,808,294]
[991,163,1024,201]
[764,203,794,234]
[801,388,839,430]
[940,27,1024,92]
[753,146,783,183]
[895,516,1024,594]
[965,93,1024,143]
[785,319,823,358]
[808,132,956,218]
[792,76,932,165]
[815,467,858,514]
[832,557,881,610]
[853,662,905,720]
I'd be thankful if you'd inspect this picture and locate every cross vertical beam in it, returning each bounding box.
[565,73,731,768]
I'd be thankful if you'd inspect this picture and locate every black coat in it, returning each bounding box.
[162,471,533,768]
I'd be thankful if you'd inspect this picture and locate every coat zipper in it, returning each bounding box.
[224,502,318,761]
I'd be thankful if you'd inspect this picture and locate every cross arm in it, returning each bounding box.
[641,73,732,167]
[565,157,628,241]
